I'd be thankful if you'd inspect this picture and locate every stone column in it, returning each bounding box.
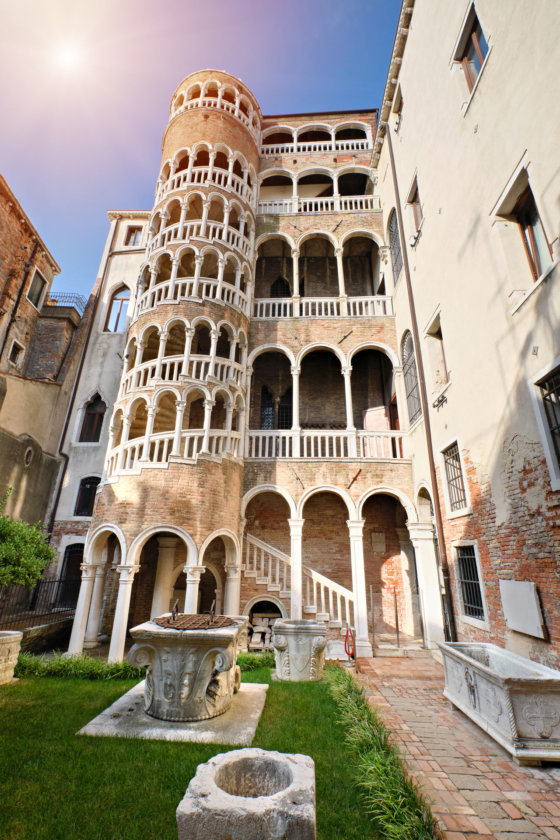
[181,327,194,378]
[115,416,131,471]
[237,405,246,458]
[335,247,347,297]
[154,331,168,380]
[288,519,304,619]
[223,564,241,615]
[223,402,234,454]
[207,328,219,379]
[347,520,373,657]
[108,565,140,663]
[151,537,178,618]
[172,400,186,456]
[200,399,214,453]
[169,256,180,299]
[222,204,231,242]
[396,527,422,638]
[140,406,157,461]
[226,154,234,189]
[192,255,203,298]
[67,564,97,655]
[207,150,216,183]
[407,523,445,647]
[184,565,205,613]
[342,366,357,456]
[200,199,210,238]
[83,563,106,648]
[292,177,299,213]
[216,257,225,300]
[291,366,301,457]
[178,201,188,239]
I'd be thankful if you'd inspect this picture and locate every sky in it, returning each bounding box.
[0,0,401,298]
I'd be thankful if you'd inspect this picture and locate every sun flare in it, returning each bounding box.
[53,43,85,71]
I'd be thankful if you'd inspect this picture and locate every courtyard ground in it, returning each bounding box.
[355,656,560,840]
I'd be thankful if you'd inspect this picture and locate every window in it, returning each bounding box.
[261,386,274,430]
[537,365,560,474]
[125,225,143,246]
[456,544,485,620]
[104,286,130,332]
[271,276,291,298]
[401,331,422,424]
[388,210,403,282]
[57,544,83,607]
[443,442,467,512]
[512,187,552,281]
[79,394,106,442]
[8,341,24,367]
[425,312,449,393]
[456,10,489,93]
[408,183,423,231]
[74,477,101,516]
[27,269,47,309]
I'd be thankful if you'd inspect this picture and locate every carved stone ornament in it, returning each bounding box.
[272,619,327,682]
[128,616,246,721]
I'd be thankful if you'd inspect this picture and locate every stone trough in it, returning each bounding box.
[128,613,245,722]
[272,619,327,682]
[438,641,560,764]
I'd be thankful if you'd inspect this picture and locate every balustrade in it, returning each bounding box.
[156,167,253,205]
[260,138,370,156]
[256,195,380,215]
[173,96,260,141]
[120,353,243,396]
[246,429,405,460]
[147,219,252,258]
[106,430,242,476]
[137,276,249,316]
[253,295,392,319]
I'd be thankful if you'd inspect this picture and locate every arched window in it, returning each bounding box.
[271,276,291,298]
[388,210,403,282]
[74,477,101,516]
[401,332,422,424]
[57,544,83,607]
[104,286,130,332]
[79,394,106,442]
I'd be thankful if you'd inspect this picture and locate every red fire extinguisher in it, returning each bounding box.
[344,624,355,659]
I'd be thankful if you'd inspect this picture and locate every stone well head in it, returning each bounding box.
[128,614,246,722]
[272,618,327,682]
[177,748,316,840]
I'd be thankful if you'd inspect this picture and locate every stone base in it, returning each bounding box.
[78,680,268,745]
[177,748,316,840]
[0,630,23,685]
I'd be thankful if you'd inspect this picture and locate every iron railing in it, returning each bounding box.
[0,577,80,630]
[45,293,87,316]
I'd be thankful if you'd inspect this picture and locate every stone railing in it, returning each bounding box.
[155,166,255,206]
[246,429,405,460]
[106,430,242,476]
[173,96,260,141]
[243,534,291,596]
[257,195,380,215]
[147,220,252,259]
[137,276,249,316]
[253,295,393,319]
[120,354,244,396]
[260,138,371,156]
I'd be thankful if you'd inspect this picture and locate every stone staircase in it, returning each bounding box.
[243,534,355,632]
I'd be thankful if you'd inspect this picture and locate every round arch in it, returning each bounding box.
[241,594,288,619]
[255,231,296,252]
[295,342,346,368]
[347,340,399,368]
[357,486,418,523]
[247,343,296,368]
[340,227,384,250]
[127,525,198,568]
[241,484,297,519]
[84,523,127,565]
[297,485,356,519]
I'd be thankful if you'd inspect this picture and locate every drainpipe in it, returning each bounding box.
[385,126,457,642]
[0,240,40,361]
[48,218,120,535]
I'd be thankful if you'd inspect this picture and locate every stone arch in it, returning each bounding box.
[347,340,399,368]
[127,525,197,568]
[241,594,288,619]
[248,343,295,368]
[297,485,356,519]
[357,486,417,523]
[241,485,297,519]
[296,342,346,367]
[84,523,127,565]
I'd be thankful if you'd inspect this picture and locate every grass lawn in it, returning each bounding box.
[0,666,378,840]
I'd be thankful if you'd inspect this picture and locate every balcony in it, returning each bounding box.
[260,138,371,156]
[106,429,243,476]
[147,220,252,259]
[257,195,380,215]
[137,276,249,317]
[253,295,393,319]
[120,353,244,397]
[246,429,405,460]
[155,166,254,206]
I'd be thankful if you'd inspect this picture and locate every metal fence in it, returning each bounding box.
[0,577,80,630]
[45,293,88,316]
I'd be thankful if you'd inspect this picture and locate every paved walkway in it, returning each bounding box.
[355,657,560,840]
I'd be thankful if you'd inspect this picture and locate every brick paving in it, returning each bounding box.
[354,657,560,840]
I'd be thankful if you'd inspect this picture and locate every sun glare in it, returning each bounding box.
[53,43,85,71]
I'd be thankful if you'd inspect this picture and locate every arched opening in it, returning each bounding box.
[141,327,160,363]
[79,394,106,443]
[245,491,291,553]
[186,194,203,222]
[187,84,201,102]
[126,339,137,371]
[250,352,292,430]
[223,255,238,288]
[248,600,283,649]
[210,394,227,430]
[302,491,352,590]
[205,82,219,100]
[335,125,367,141]
[255,238,293,298]
[351,349,399,449]
[222,87,236,107]
[129,533,187,627]
[177,248,196,278]
[214,151,228,171]
[298,128,331,144]
[201,250,219,280]
[192,323,211,355]
[165,323,186,357]
[299,237,337,297]
[343,236,381,295]
[216,326,231,359]
[176,152,189,173]
[260,173,293,202]
[207,196,225,224]
[128,399,148,440]
[198,569,218,613]
[165,200,181,228]
[300,350,345,430]
[84,532,121,641]
[154,254,172,286]
[193,148,210,168]
[338,171,373,196]
[183,389,205,429]
[153,392,176,434]
[362,493,422,642]
[297,172,333,198]
[262,130,293,147]
[198,536,227,613]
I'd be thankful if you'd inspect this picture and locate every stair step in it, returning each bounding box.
[256,577,269,585]
[316,612,329,622]
[245,570,257,578]
[303,605,316,614]
[328,620,342,629]
[280,590,291,599]
[267,584,280,592]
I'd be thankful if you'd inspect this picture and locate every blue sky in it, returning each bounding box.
[0,0,401,297]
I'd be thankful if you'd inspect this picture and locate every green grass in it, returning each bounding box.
[0,666,377,840]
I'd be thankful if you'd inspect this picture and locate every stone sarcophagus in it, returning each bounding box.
[272,619,327,682]
[128,614,245,722]
[438,642,560,764]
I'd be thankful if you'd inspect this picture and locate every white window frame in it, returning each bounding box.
[529,353,560,491]
[450,2,492,115]
[26,268,47,311]
[440,438,471,518]
[424,307,450,399]
[452,540,489,630]
[8,340,24,368]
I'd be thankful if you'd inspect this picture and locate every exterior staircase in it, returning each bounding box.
[243,534,355,631]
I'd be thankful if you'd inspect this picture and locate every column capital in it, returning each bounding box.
[175,399,186,410]
[210,328,219,339]
[341,365,353,377]
[379,245,390,264]
[80,563,98,580]
[194,254,204,265]
[146,406,158,418]
[291,248,300,259]
[204,398,215,411]
[407,522,436,542]
[157,536,178,549]
[347,519,365,536]
[116,564,140,584]
[226,564,241,577]
[335,246,343,257]
[184,564,205,581]
[290,366,301,376]
[288,518,305,536]
[185,326,195,337]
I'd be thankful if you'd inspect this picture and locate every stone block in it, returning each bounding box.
[177,748,316,840]
[0,630,23,685]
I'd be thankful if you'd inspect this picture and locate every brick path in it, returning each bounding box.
[354,657,560,840]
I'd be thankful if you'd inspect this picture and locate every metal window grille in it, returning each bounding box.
[402,333,422,424]
[277,388,293,430]
[389,211,403,281]
[260,386,274,430]
[80,395,106,442]
[539,369,560,469]
[74,477,101,516]
[443,443,467,511]
[456,545,484,619]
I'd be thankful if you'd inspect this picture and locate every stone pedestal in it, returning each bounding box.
[0,630,23,684]
[128,616,245,721]
[177,748,316,840]
[272,619,326,682]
